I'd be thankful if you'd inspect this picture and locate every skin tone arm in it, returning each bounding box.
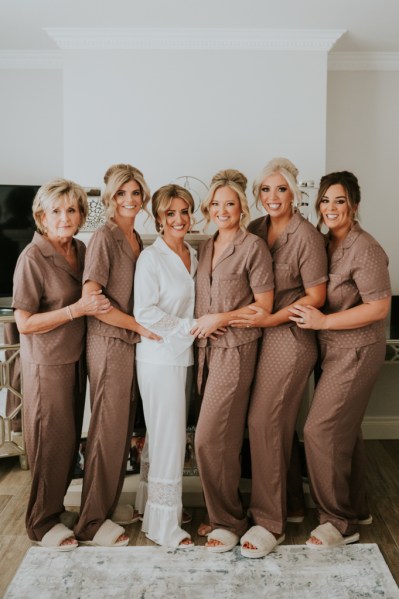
[288,296,390,330]
[14,289,112,335]
[83,280,161,341]
[190,289,274,338]
[229,282,326,329]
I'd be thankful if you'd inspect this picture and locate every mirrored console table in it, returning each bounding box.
[0,309,27,469]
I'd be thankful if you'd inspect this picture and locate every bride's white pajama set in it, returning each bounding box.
[134,236,197,547]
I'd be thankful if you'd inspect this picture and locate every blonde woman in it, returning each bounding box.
[133,184,197,548]
[75,164,159,547]
[230,157,328,558]
[192,169,274,553]
[12,179,111,550]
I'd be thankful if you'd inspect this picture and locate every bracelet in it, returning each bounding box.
[65,305,74,321]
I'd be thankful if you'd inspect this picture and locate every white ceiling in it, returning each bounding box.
[0,0,398,53]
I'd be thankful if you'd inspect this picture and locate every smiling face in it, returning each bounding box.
[114,179,142,220]
[41,196,81,241]
[209,185,242,232]
[259,172,293,222]
[319,183,354,236]
[161,197,191,242]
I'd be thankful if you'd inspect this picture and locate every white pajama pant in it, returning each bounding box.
[136,361,189,547]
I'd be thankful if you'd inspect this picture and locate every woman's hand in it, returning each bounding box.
[73,289,112,317]
[190,314,226,339]
[229,305,272,328]
[288,304,327,330]
[136,323,162,342]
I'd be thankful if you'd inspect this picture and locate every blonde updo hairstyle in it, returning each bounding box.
[102,163,151,221]
[152,184,195,234]
[33,178,88,235]
[201,169,250,229]
[252,157,302,210]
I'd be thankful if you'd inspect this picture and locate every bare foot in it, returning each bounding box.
[307,535,322,545]
[198,523,212,537]
[242,531,279,551]
[60,537,78,548]
[205,538,224,548]
[179,537,193,547]
[117,534,129,544]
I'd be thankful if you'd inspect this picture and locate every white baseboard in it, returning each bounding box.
[361,417,399,439]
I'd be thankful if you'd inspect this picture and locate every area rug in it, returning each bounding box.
[5,544,399,599]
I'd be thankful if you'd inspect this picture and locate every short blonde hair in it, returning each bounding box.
[102,163,151,221]
[152,184,195,233]
[252,157,302,209]
[32,178,88,235]
[201,169,250,229]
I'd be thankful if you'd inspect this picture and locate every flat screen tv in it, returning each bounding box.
[0,184,39,306]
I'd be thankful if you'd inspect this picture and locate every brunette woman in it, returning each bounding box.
[289,171,391,548]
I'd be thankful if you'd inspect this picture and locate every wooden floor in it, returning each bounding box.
[1,440,398,596]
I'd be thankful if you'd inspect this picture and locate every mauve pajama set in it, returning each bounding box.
[75,222,141,541]
[12,233,86,541]
[195,228,274,538]
[304,222,391,536]
[247,212,328,535]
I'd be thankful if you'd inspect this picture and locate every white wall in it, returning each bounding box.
[0,69,63,183]
[327,70,399,436]
[63,49,327,232]
[327,70,399,294]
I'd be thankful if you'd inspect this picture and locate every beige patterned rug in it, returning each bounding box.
[4,544,399,598]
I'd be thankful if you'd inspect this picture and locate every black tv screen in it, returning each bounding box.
[0,185,39,302]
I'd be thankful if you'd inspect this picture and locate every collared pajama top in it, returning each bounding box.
[195,228,274,348]
[83,221,142,345]
[248,211,328,321]
[318,222,391,348]
[12,232,86,365]
[134,236,198,366]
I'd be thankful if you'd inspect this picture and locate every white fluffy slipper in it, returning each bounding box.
[37,523,78,551]
[206,528,239,553]
[306,522,359,549]
[240,526,285,558]
[80,519,129,547]
[111,504,141,525]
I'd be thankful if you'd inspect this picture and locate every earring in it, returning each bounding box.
[159,222,164,234]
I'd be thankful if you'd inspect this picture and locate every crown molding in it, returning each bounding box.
[0,50,62,69]
[44,27,345,52]
[329,52,399,71]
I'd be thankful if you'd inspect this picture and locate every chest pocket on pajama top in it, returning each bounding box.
[273,263,292,291]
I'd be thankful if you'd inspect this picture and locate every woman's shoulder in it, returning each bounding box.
[247,216,267,238]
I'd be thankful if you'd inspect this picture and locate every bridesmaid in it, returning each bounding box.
[192,169,274,553]
[231,157,327,558]
[289,171,391,548]
[75,164,159,547]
